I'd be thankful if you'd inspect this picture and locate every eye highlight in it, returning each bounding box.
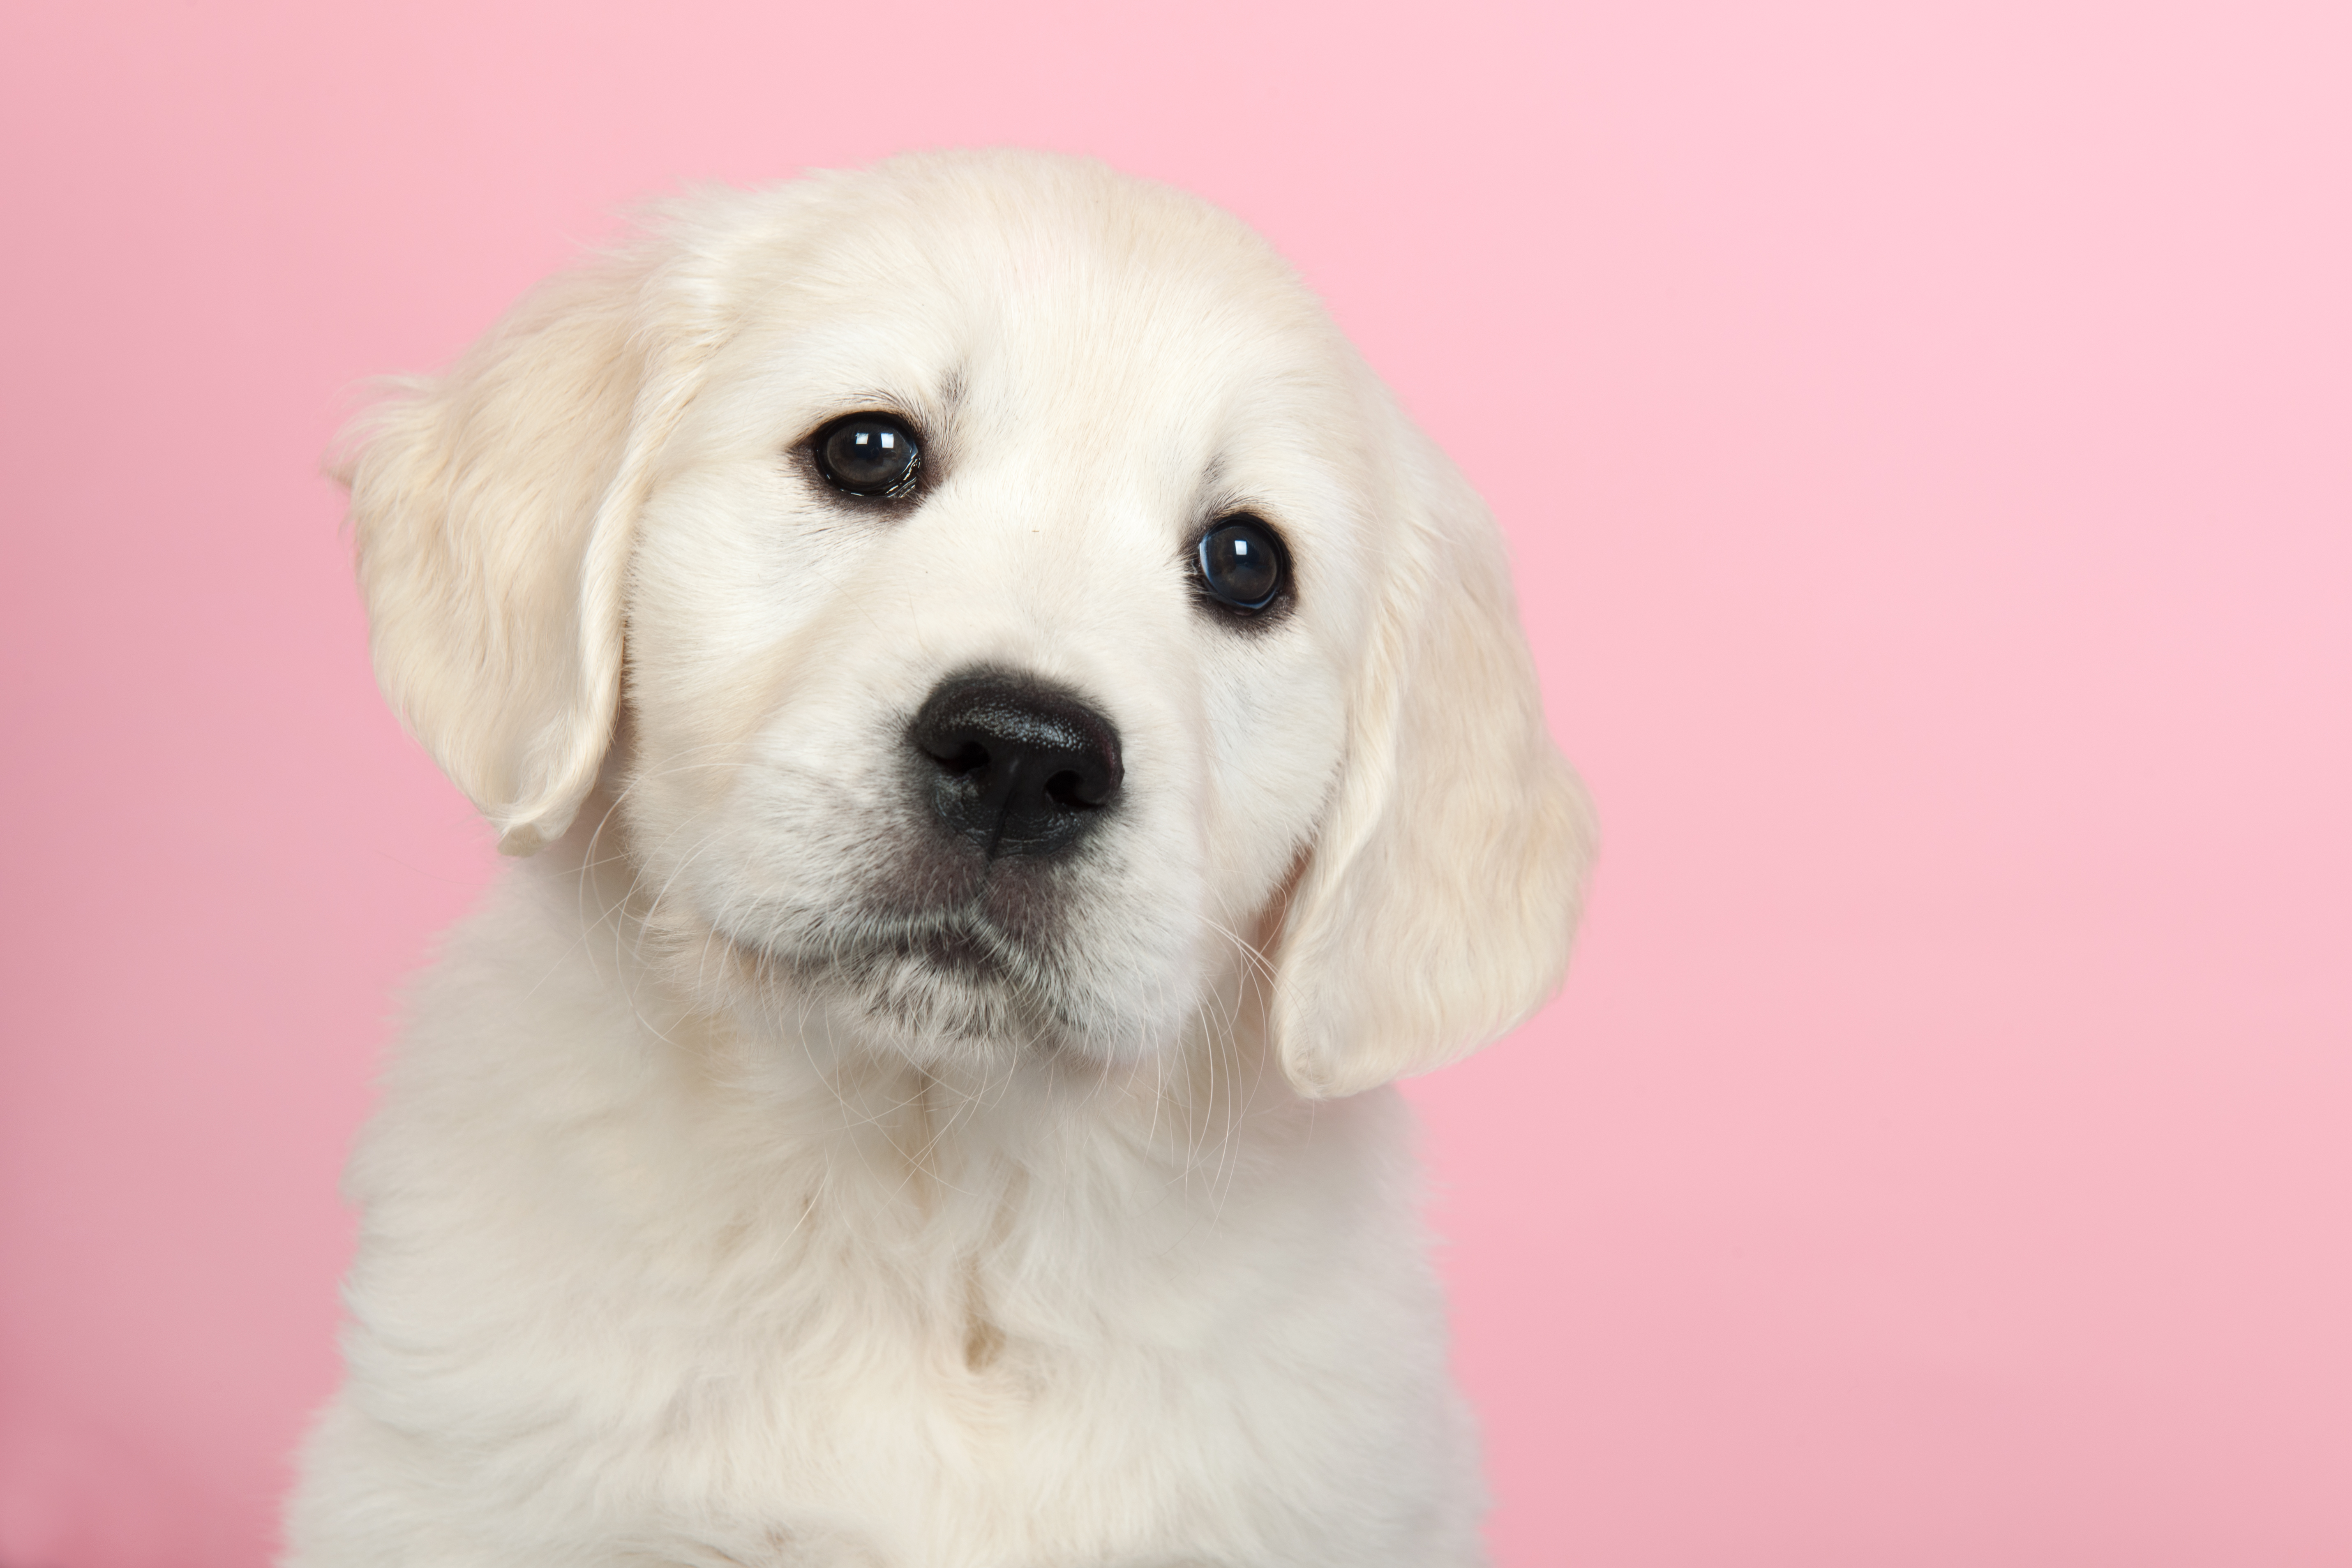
[1193,515,1290,614]
[812,412,923,498]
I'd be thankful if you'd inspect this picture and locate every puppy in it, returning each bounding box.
[286,150,1595,1568]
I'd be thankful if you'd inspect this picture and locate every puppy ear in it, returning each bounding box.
[339,247,714,855]
[1270,423,1598,1099]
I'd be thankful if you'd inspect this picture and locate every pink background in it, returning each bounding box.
[4,2,2349,1564]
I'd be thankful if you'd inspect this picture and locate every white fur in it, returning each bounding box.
[289,151,1595,1568]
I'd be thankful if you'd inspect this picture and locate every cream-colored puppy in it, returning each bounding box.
[287,150,1594,1568]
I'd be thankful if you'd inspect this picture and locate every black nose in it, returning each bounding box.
[909,672,1124,859]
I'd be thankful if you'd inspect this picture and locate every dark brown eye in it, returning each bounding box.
[1194,515,1289,613]
[813,413,922,497]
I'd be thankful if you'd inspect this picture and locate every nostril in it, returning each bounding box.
[1044,769,1102,811]
[930,739,990,777]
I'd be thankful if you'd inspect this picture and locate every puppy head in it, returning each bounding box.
[346,151,1595,1097]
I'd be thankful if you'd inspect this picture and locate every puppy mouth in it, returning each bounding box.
[905,918,1003,975]
[848,904,1037,981]
[736,896,1083,1045]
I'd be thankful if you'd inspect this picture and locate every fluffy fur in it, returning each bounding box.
[287,150,1595,1568]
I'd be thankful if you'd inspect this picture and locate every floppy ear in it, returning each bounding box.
[340,245,716,855]
[1270,423,1598,1099]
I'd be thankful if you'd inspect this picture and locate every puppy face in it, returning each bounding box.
[348,153,1594,1096]
[620,180,1381,1062]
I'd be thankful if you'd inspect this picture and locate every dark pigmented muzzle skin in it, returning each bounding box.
[908,671,1124,859]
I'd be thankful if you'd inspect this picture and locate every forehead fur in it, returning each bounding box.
[674,152,1355,394]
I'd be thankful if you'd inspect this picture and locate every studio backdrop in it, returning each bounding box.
[3,3,2348,1565]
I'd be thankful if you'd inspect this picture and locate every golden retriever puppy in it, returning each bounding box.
[286,149,1594,1568]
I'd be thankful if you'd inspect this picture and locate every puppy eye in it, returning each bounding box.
[813,413,923,498]
[1193,515,1290,614]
